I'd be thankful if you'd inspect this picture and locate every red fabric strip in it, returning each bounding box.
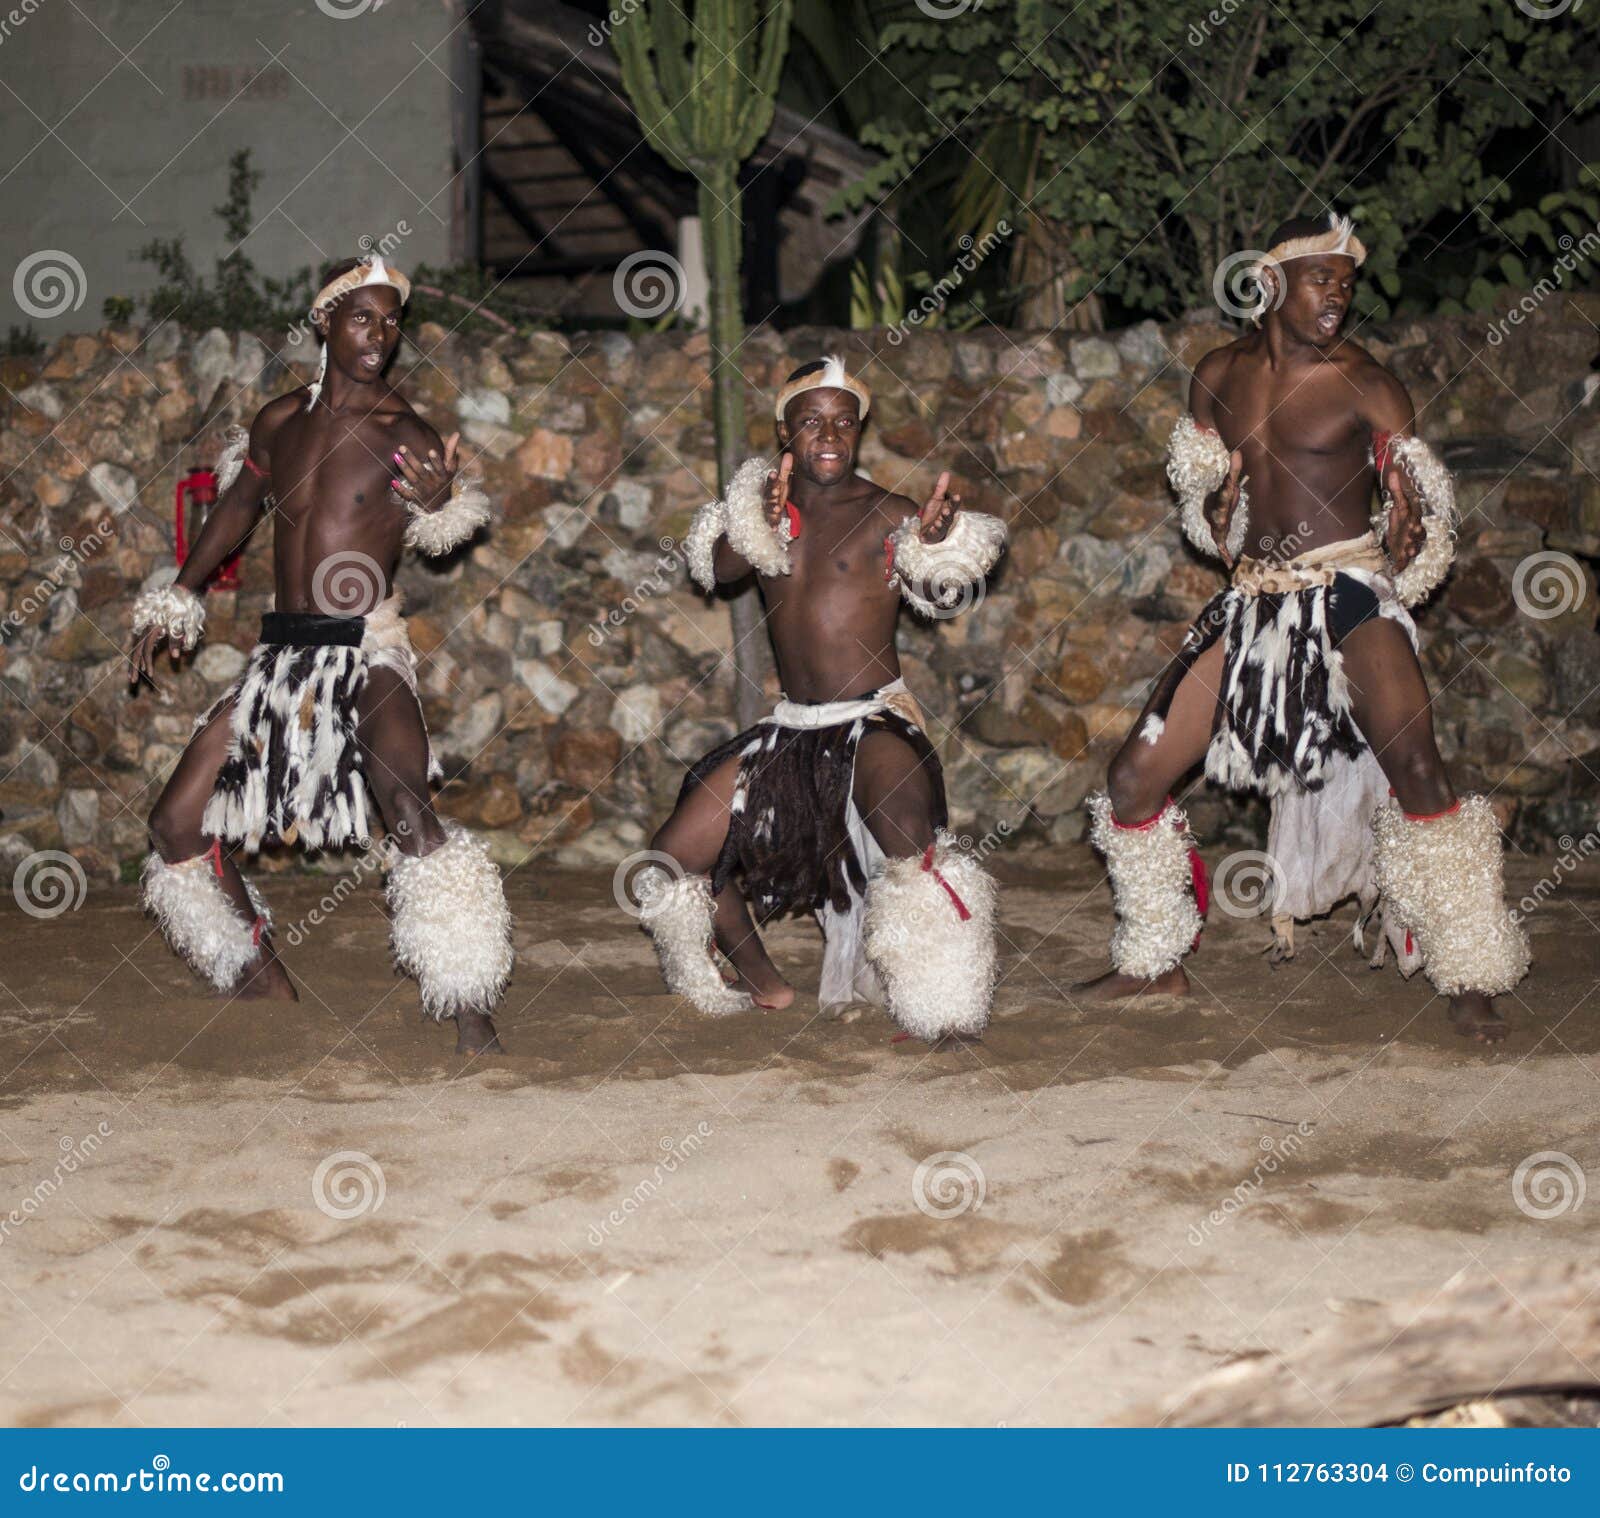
[205,837,225,878]
[921,842,972,921]
[1372,429,1394,477]
[783,499,802,539]
[1402,800,1461,823]
[244,454,268,479]
[1111,796,1174,831]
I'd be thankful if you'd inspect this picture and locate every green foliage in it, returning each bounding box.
[136,151,316,330]
[101,296,135,325]
[133,151,546,336]
[4,325,44,357]
[842,0,1600,321]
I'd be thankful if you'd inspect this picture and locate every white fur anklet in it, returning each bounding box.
[862,831,998,1040]
[141,849,270,990]
[1371,795,1530,998]
[1087,792,1204,979]
[635,868,753,1015]
[131,580,206,651]
[386,824,513,1019]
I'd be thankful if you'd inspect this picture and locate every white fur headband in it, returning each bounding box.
[774,354,871,422]
[1255,212,1367,278]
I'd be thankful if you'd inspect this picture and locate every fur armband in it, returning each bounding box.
[1374,434,1457,608]
[131,580,206,651]
[887,509,1008,617]
[1167,414,1247,562]
[404,469,491,557]
[721,456,793,579]
[685,457,794,589]
[684,498,726,592]
[214,425,251,494]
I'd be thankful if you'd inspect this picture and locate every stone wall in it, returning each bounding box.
[4,296,1599,886]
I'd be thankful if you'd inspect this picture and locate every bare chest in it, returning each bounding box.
[1215,364,1363,462]
[271,415,403,529]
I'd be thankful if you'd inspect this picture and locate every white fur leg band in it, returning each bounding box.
[1088,792,1204,979]
[1376,435,1457,607]
[635,868,753,1015]
[385,825,513,1019]
[1371,795,1530,998]
[404,469,491,557]
[887,510,1007,617]
[862,832,997,1040]
[1168,414,1247,561]
[132,581,206,651]
[141,850,270,990]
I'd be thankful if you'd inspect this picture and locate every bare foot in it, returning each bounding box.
[1448,991,1508,1045]
[729,965,794,1010]
[1069,964,1190,1002]
[234,946,298,1001]
[455,1010,504,1056]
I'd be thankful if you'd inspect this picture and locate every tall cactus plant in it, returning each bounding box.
[614,0,794,726]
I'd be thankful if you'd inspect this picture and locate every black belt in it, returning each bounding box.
[259,611,365,647]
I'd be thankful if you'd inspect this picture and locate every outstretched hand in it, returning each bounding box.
[1383,458,1425,571]
[1206,449,1246,566]
[127,625,174,688]
[393,432,460,511]
[763,452,794,531]
[918,470,959,543]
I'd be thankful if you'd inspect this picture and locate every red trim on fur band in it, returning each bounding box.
[921,842,973,921]
[1405,930,1414,957]
[205,837,225,878]
[882,533,896,583]
[1111,797,1175,831]
[1189,848,1209,919]
[1402,800,1462,823]
[251,917,264,949]
[1372,429,1394,476]
[783,500,801,539]
[244,454,268,479]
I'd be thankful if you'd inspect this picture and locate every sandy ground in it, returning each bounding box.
[1,845,1597,1428]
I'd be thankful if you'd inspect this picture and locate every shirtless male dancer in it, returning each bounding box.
[1077,212,1528,1042]
[128,255,513,1054]
[635,356,1008,1043]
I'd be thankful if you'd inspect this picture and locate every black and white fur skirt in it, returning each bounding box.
[682,682,947,923]
[1143,565,1391,799]
[198,596,440,854]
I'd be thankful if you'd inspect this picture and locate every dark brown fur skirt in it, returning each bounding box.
[682,705,945,922]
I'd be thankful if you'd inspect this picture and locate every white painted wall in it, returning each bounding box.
[0,0,461,337]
